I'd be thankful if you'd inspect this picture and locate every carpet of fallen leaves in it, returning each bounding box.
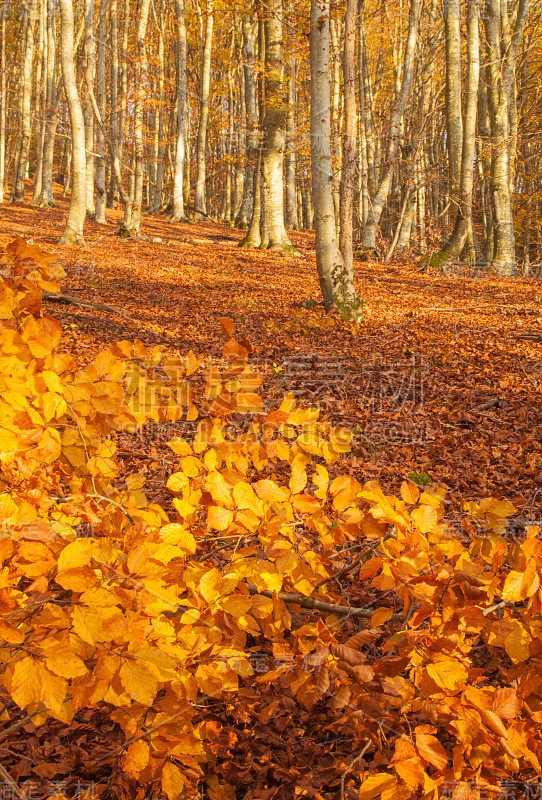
[3,191,541,513]
[1,189,542,800]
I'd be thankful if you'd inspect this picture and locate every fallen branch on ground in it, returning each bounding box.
[245,584,401,620]
[513,332,542,342]
[43,291,132,317]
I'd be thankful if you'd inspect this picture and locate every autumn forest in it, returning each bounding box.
[0,0,542,799]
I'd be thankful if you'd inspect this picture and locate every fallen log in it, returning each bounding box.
[43,291,132,317]
[513,332,542,342]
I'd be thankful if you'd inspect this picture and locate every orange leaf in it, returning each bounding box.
[415,732,448,770]
[219,317,235,338]
[161,762,186,800]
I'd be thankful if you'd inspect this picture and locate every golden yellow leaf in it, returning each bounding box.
[181,455,201,478]
[411,504,438,534]
[400,480,419,505]
[289,463,307,495]
[45,647,88,679]
[168,437,192,456]
[502,560,539,602]
[358,773,396,800]
[57,539,92,572]
[119,659,159,705]
[207,505,233,532]
[370,607,393,626]
[504,624,532,664]
[71,605,102,645]
[10,656,43,709]
[166,472,189,493]
[426,658,468,692]
[161,761,186,800]
[233,482,262,515]
[122,740,150,778]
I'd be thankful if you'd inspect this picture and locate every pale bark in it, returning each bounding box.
[11,0,38,203]
[171,0,188,222]
[361,0,421,251]
[0,8,6,202]
[285,55,298,230]
[235,15,257,228]
[83,0,96,215]
[444,0,463,221]
[149,0,165,214]
[482,0,530,275]
[32,0,46,203]
[339,0,358,277]
[258,0,293,252]
[94,0,107,223]
[107,0,119,206]
[123,0,151,237]
[194,0,213,220]
[35,0,58,207]
[59,0,86,245]
[310,0,363,321]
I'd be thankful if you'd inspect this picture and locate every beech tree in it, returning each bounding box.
[0,0,538,277]
[310,0,363,320]
[58,0,86,245]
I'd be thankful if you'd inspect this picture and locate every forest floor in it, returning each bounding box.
[2,187,542,798]
[2,189,542,520]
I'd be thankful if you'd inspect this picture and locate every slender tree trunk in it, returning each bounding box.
[83,0,96,215]
[430,0,480,266]
[125,0,151,237]
[35,0,58,207]
[258,0,293,252]
[32,0,46,203]
[171,0,188,222]
[361,0,421,252]
[107,0,119,206]
[339,0,358,277]
[482,0,529,274]
[310,0,363,321]
[236,15,257,229]
[59,0,86,245]
[0,8,6,202]
[94,0,107,222]
[444,0,463,222]
[11,0,38,203]
[194,0,213,219]
[285,55,298,230]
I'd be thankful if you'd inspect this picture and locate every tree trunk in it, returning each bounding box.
[94,0,107,223]
[11,0,38,203]
[194,0,213,220]
[285,55,298,230]
[339,0,358,278]
[35,0,59,207]
[59,0,86,245]
[0,7,6,203]
[107,0,119,206]
[361,0,421,251]
[482,0,530,275]
[430,0,480,267]
[32,0,46,203]
[123,0,151,237]
[83,0,96,215]
[258,0,293,252]
[235,15,257,229]
[310,0,363,321]
[171,0,188,222]
[444,0,463,223]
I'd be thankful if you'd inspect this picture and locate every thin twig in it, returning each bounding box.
[340,741,372,800]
